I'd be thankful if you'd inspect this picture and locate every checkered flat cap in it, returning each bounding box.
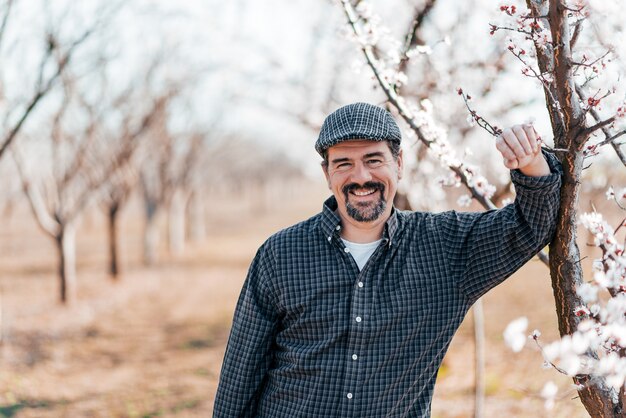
[315,102,401,155]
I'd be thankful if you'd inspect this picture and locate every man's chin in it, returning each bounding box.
[346,201,386,222]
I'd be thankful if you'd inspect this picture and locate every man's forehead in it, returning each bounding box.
[327,140,390,156]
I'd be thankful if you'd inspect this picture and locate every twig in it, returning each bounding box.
[457,88,503,137]
[575,83,626,166]
[398,0,437,72]
[0,0,14,50]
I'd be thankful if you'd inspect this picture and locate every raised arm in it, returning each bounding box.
[440,125,562,304]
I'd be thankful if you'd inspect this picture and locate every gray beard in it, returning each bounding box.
[345,196,386,222]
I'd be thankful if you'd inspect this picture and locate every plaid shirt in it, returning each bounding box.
[214,154,562,418]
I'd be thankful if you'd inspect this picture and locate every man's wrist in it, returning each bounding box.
[518,152,551,177]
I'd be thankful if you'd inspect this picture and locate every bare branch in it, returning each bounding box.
[66,91,173,222]
[576,83,626,165]
[457,89,503,137]
[10,147,60,237]
[583,116,616,136]
[0,25,96,161]
[0,0,14,49]
[569,18,583,50]
[398,0,437,73]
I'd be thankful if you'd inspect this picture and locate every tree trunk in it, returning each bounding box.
[550,144,620,416]
[143,200,160,266]
[168,189,189,256]
[55,222,77,304]
[108,201,120,279]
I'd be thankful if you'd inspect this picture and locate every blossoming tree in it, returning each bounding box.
[339,0,626,415]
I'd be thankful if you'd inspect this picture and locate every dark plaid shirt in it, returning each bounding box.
[214,154,562,418]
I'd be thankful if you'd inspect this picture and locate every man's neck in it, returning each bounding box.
[338,213,389,243]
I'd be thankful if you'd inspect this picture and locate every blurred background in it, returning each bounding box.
[0,0,624,416]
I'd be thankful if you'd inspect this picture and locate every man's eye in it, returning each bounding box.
[336,163,351,168]
[367,159,383,165]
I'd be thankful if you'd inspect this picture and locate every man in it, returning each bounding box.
[213,102,561,417]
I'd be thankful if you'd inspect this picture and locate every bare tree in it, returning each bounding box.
[139,106,194,265]
[0,1,111,162]
[11,67,170,303]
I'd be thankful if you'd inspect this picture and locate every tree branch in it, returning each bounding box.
[0,0,13,50]
[10,147,60,237]
[398,0,437,73]
[569,18,583,50]
[0,25,95,161]
[576,83,626,166]
[548,0,584,133]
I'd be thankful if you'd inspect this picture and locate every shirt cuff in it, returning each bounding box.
[510,149,562,190]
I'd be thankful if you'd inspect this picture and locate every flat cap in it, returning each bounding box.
[315,102,402,155]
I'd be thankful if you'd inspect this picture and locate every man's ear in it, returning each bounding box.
[397,149,404,180]
[321,163,331,189]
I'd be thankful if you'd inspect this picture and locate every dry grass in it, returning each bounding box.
[0,184,590,417]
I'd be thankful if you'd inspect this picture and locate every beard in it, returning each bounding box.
[342,181,387,222]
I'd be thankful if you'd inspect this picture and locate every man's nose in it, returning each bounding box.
[351,162,373,184]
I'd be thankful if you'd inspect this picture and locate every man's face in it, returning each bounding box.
[323,140,403,224]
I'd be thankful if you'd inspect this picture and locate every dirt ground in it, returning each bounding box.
[0,184,591,417]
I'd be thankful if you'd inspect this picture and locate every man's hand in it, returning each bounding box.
[496,124,551,177]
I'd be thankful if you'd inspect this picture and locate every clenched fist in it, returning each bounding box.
[496,124,551,177]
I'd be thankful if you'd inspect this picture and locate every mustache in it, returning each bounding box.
[342,181,385,196]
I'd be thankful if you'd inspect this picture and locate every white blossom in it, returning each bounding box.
[577,282,598,303]
[504,317,528,352]
[406,44,432,57]
[457,194,472,207]
[540,381,558,410]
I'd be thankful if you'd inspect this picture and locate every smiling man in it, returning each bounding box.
[213,102,562,418]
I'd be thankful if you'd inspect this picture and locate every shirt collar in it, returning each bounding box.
[320,196,400,245]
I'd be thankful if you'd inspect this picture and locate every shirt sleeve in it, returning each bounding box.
[213,241,280,418]
[440,150,562,304]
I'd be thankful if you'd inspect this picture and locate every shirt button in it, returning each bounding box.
[347,393,353,399]
[327,236,332,242]
[355,316,362,323]
[357,282,364,288]
[344,248,350,253]
[336,225,341,231]
[352,354,358,360]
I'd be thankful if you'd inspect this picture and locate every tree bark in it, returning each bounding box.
[55,223,77,304]
[550,133,620,416]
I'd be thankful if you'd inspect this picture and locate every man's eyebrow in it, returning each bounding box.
[363,152,385,159]
[330,157,350,165]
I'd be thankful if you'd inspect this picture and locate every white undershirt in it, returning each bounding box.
[341,238,382,271]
